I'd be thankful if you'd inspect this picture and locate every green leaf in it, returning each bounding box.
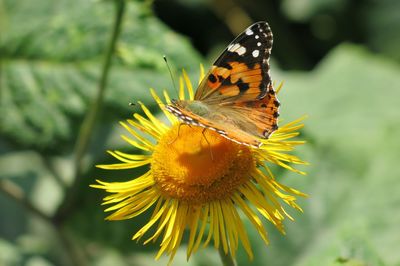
[279,43,400,145]
[0,239,21,266]
[246,44,400,266]
[0,0,201,149]
[0,150,63,215]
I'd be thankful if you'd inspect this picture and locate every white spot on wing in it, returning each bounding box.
[228,43,247,56]
[252,50,259,57]
[246,29,254,35]
[228,43,240,52]
[236,46,246,55]
[257,42,261,47]
[255,35,259,39]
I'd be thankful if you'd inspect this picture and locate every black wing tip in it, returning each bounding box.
[250,21,270,29]
[251,21,268,25]
[246,22,273,42]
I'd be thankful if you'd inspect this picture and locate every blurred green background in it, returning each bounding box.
[1,0,399,265]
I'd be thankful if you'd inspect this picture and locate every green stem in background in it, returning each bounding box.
[74,0,126,170]
[0,1,127,265]
[54,0,126,223]
[0,180,50,222]
[218,245,236,266]
[0,2,127,263]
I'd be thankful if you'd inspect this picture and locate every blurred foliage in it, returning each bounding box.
[242,44,400,266]
[1,0,400,266]
[0,0,201,149]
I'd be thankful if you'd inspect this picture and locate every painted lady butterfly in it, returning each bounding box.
[166,21,279,148]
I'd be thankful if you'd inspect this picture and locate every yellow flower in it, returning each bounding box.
[92,66,308,264]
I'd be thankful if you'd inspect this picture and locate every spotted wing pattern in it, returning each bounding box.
[195,22,273,102]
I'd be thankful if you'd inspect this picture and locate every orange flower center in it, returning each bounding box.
[151,124,255,204]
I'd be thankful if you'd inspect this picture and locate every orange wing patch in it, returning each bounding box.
[230,62,263,96]
[241,85,280,138]
[206,66,230,90]
[206,62,264,98]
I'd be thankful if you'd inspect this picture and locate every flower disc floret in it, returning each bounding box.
[152,124,255,204]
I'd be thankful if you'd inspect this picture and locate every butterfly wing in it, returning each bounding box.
[195,21,273,102]
[167,85,279,148]
[168,21,279,147]
[199,21,279,145]
[224,83,280,139]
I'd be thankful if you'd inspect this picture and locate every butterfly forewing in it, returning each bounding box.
[195,21,273,101]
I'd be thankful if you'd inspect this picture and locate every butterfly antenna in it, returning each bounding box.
[163,55,179,99]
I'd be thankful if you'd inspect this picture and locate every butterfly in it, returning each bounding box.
[166,21,280,148]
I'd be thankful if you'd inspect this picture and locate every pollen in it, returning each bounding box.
[151,124,255,204]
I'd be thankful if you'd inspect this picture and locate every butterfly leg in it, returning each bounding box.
[201,128,214,161]
[168,123,185,145]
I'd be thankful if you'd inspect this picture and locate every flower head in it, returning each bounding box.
[92,67,308,264]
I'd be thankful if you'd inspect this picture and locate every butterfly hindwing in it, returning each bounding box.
[229,84,280,138]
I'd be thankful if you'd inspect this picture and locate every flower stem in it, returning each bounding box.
[54,0,126,223]
[218,246,236,266]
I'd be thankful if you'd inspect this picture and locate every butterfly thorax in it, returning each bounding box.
[170,100,211,117]
[167,100,216,129]
[184,101,211,117]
